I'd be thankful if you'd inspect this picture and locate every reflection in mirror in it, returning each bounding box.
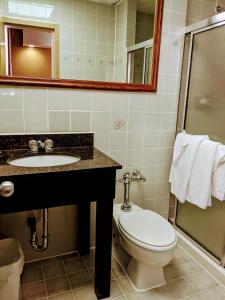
[6,25,54,77]
[127,40,153,84]
[0,0,158,85]
[0,16,59,78]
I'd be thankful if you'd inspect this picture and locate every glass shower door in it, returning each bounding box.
[127,48,145,84]
[127,40,153,84]
[176,22,225,263]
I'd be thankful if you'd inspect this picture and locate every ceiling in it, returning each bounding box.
[87,0,156,14]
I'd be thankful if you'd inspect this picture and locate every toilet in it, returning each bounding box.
[113,204,177,291]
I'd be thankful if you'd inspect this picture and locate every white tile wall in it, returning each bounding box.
[0,0,188,261]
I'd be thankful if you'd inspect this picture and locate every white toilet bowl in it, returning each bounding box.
[113,204,177,291]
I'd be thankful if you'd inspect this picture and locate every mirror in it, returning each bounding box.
[0,0,164,92]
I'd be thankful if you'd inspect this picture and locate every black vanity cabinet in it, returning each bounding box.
[0,134,122,299]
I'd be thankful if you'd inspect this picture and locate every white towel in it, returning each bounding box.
[169,133,209,203]
[186,139,220,209]
[212,145,225,201]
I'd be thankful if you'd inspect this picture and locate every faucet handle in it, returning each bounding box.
[45,139,54,152]
[29,140,38,153]
[118,171,131,183]
[131,169,146,182]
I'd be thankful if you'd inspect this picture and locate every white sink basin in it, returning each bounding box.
[9,154,80,168]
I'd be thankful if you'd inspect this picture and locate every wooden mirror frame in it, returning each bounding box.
[0,0,164,92]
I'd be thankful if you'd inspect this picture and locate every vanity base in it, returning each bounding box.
[0,168,117,299]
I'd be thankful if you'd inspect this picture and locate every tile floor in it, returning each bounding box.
[20,246,225,300]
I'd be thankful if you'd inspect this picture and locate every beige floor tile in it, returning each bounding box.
[89,267,115,280]
[111,262,125,278]
[64,258,86,274]
[111,255,116,262]
[126,291,151,300]
[183,295,201,300]
[216,283,225,295]
[171,247,189,263]
[118,276,134,294]
[69,270,92,289]
[24,261,42,269]
[89,267,95,279]
[48,291,74,300]
[173,259,202,277]
[147,284,177,299]
[21,248,225,300]
[108,280,123,298]
[73,280,123,300]
[21,281,47,300]
[185,271,216,292]
[46,275,70,297]
[62,252,80,262]
[43,262,65,279]
[73,284,97,300]
[21,266,43,285]
[199,286,225,300]
[164,264,181,281]
[41,256,62,265]
[168,278,196,298]
[84,254,95,268]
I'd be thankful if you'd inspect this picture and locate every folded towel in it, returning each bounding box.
[212,145,225,201]
[186,139,220,209]
[169,133,209,203]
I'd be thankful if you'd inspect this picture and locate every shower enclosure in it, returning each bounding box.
[127,39,153,84]
[174,13,225,266]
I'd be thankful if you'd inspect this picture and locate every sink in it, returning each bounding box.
[8,155,80,168]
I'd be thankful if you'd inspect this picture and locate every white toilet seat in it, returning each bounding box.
[118,210,177,252]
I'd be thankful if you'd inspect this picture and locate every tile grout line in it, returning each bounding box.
[40,263,49,300]
[82,255,96,288]
[111,253,129,299]
[23,258,93,285]
[165,246,224,298]
[61,258,76,300]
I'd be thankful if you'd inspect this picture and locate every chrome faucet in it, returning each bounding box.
[118,170,146,212]
[29,139,54,153]
[37,140,45,151]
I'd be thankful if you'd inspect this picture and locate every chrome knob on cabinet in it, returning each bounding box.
[0,181,14,197]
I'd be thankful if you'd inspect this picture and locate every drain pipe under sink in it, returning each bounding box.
[27,208,49,252]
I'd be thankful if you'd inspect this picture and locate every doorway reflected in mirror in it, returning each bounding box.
[6,25,54,78]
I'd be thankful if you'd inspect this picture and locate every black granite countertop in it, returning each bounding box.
[0,134,122,177]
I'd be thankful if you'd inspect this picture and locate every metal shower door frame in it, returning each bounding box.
[127,39,153,84]
[173,14,225,267]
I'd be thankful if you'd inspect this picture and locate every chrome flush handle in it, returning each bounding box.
[0,181,14,197]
